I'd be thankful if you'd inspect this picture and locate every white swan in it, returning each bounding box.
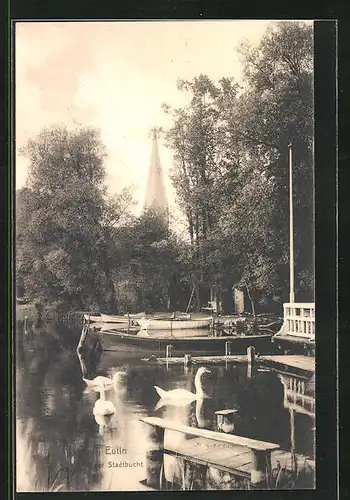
[83,371,127,393]
[93,384,116,415]
[154,367,210,406]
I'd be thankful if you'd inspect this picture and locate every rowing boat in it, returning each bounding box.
[100,312,145,324]
[83,314,102,323]
[138,317,212,331]
[99,328,274,354]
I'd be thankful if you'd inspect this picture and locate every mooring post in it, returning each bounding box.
[127,313,130,334]
[166,344,174,358]
[211,316,215,334]
[144,423,165,488]
[24,316,28,336]
[225,340,232,356]
[247,346,256,365]
[250,449,272,486]
[184,354,192,368]
[215,409,238,433]
[247,346,256,379]
[77,324,89,354]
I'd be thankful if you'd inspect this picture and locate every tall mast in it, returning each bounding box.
[288,143,295,303]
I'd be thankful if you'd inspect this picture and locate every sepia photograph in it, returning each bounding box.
[14,20,315,492]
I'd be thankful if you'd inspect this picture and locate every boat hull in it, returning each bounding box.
[138,317,212,331]
[100,313,145,324]
[83,314,102,323]
[99,329,274,356]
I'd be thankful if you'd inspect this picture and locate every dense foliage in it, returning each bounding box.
[16,22,314,316]
[16,126,186,314]
[163,21,314,313]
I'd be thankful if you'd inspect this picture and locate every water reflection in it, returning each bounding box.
[15,321,315,491]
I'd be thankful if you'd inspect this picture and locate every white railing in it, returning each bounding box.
[279,374,315,417]
[282,302,315,339]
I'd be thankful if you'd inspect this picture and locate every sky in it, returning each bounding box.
[15,20,274,219]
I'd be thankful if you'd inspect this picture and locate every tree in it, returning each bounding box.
[16,125,133,313]
[232,21,314,302]
[163,75,242,310]
[163,21,314,313]
[111,208,191,312]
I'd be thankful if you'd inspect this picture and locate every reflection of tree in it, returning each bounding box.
[16,327,102,492]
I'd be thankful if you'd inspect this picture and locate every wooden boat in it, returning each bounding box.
[138,317,212,331]
[99,328,274,355]
[83,314,102,323]
[100,312,145,324]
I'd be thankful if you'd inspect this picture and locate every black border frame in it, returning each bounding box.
[5,10,339,500]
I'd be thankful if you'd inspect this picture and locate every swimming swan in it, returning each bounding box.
[83,371,127,393]
[93,385,116,417]
[154,367,211,405]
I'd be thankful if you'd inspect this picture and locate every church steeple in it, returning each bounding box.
[144,127,168,222]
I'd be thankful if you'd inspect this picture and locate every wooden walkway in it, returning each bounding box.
[260,355,315,373]
[142,355,248,365]
[143,354,315,374]
[140,417,315,486]
[166,437,314,479]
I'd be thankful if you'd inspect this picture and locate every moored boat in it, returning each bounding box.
[99,328,274,355]
[83,314,102,323]
[138,317,213,331]
[100,312,145,324]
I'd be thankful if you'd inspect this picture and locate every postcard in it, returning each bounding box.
[13,19,318,493]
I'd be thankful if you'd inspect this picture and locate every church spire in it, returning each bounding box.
[144,128,168,223]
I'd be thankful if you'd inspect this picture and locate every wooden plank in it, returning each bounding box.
[165,449,251,479]
[165,439,252,479]
[234,461,256,475]
[164,437,314,480]
[169,437,249,458]
[260,355,315,373]
[140,417,280,451]
[169,442,249,463]
[143,355,249,365]
[225,451,253,470]
[144,354,315,373]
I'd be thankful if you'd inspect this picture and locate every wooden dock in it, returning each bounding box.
[140,417,315,489]
[142,354,248,365]
[259,355,315,373]
[142,354,315,374]
[165,437,314,480]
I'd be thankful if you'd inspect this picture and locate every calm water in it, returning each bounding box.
[15,322,315,492]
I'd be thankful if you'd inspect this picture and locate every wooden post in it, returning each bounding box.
[166,345,174,358]
[184,354,191,368]
[247,346,256,365]
[127,314,130,334]
[247,346,256,379]
[288,143,295,303]
[225,341,232,356]
[215,409,238,433]
[250,449,271,485]
[77,325,89,354]
[290,408,295,469]
[24,316,28,336]
[144,424,165,488]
